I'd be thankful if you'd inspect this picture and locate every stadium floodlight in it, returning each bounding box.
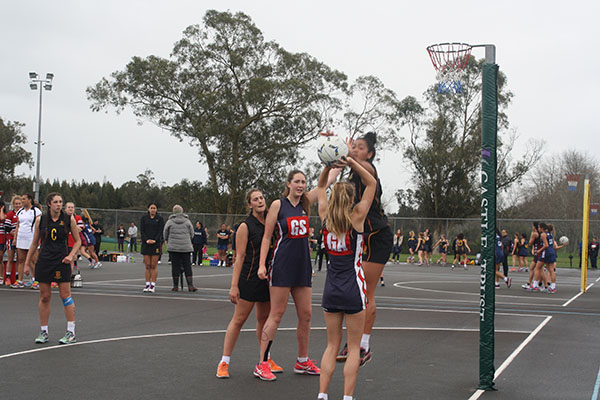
[28,71,54,202]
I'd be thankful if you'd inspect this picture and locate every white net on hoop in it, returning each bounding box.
[426,42,472,94]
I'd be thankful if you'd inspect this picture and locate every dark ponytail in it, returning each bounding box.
[359,131,377,162]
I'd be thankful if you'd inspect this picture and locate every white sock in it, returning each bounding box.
[297,356,308,363]
[146,281,150,286]
[317,393,328,400]
[220,355,230,365]
[360,334,370,350]
[150,282,155,287]
[67,321,75,334]
[551,283,556,289]
[343,396,353,400]
[41,325,48,333]
[532,281,538,288]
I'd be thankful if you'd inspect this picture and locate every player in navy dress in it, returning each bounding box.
[257,169,325,381]
[24,193,81,344]
[216,189,283,379]
[315,156,376,400]
[495,229,512,288]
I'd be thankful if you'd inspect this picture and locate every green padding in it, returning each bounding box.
[479,62,499,391]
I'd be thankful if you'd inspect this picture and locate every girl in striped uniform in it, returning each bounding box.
[316,156,376,400]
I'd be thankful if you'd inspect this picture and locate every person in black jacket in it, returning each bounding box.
[140,203,164,293]
[501,229,512,276]
[589,236,599,270]
[92,220,103,256]
[192,221,207,266]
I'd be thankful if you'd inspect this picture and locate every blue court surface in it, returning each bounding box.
[1,259,599,399]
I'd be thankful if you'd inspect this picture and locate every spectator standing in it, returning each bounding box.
[589,237,599,270]
[117,224,126,252]
[92,219,103,256]
[128,222,138,253]
[216,224,230,267]
[392,229,403,263]
[315,229,329,272]
[163,205,196,291]
[192,221,207,266]
[140,203,164,293]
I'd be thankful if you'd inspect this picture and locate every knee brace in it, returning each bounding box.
[62,296,74,307]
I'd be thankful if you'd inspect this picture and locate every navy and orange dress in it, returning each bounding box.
[269,198,312,287]
[238,214,271,302]
[321,225,367,314]
[349,163,393,264]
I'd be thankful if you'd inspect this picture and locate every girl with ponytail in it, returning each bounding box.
[315,156,376,400]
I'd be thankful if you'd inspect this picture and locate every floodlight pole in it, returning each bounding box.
[28,72,54,203]
[34,84,43,203]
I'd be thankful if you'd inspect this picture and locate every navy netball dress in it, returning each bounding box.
[269,198,312,287]
[321,226,367,312]
[495,234,504,264]
[540,233,557,263]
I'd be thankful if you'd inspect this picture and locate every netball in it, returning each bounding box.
[559,236,569,245]
[316,135,348,166]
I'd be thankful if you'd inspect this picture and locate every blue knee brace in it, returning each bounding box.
[62,296,74,306]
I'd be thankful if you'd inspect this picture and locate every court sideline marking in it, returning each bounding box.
[562,282,595,307]
[592,365,600,400]
[466,316,552,400]
[0,326,531,361]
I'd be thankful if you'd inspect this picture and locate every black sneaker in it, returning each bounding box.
[336,343,348,362]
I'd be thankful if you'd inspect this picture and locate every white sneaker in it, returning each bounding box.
[149,285,156,293]
[158,260,162,264]
[96,262,102,268]
[143,284,150,293]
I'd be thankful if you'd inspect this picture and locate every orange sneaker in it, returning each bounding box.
[216,361,230,379]
[268,357,284,373]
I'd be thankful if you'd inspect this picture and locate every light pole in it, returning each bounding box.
[28,72,53,203]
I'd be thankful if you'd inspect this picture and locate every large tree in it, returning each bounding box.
[87,10,347,214]
[401,57,543,219]
[503,149,600,220]
[0,117,33,186]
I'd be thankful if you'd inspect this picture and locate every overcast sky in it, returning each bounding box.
[1,0,598,212]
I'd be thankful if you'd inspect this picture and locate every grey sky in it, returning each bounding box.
[1,0,598,212]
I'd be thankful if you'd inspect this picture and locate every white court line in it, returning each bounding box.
[562,282,595,307]
[394,282,566,302]
[0,326,530,361]
[88,274,231,284]
[2,287,549,319]
[467,316,553,400]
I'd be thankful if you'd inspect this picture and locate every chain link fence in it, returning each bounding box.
[81,207,597,256]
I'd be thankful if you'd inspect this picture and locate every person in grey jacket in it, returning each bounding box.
[163,205,196,292]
